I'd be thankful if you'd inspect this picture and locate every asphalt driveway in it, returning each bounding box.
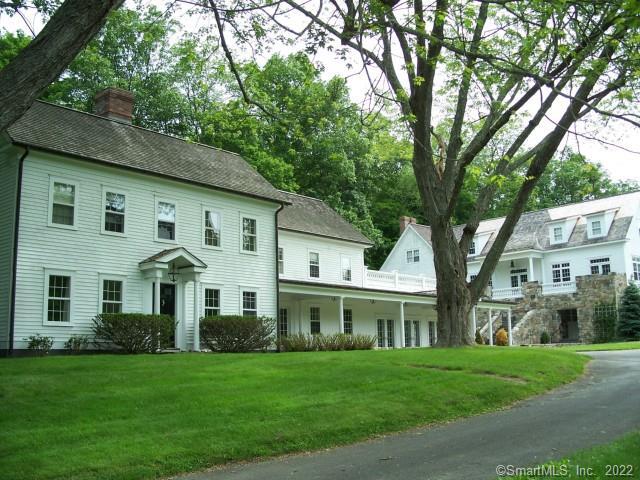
[177,349,640,480]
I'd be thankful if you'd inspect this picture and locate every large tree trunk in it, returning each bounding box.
[0,0,124,133]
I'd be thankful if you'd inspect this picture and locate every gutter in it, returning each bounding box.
[8,147,28,356]
[275,203,285,352]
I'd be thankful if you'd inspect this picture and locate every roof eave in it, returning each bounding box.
[278,226,373,246]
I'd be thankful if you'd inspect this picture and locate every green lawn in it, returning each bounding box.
[0,347,586,480]
[557,341,640,352]
[506,431,640,479]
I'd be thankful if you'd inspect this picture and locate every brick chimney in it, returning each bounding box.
[399,215,416,234]
[94,87,134,123]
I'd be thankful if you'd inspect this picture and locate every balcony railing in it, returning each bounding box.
[491,287,523,300]
[364,268,437,293]
[541,281,577,295]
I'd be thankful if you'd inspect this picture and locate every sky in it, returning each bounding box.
[2,0,639,182]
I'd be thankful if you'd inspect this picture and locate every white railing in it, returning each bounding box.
[541,281,577,295]
[364,268,437,293]
[491,287,523,300]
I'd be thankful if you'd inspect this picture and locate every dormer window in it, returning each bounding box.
[591,220,602,237]
[553,226,563,242]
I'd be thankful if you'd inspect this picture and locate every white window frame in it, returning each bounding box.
[469,241,476,256]
[589,256,611,275]
[202,206,223,250]
[278,247,284,275]
[406,249,420,263]
[42,268,75,326]
[100,186,127,237]
[553,226,563,243]
[154,196,178,244]
[98,273,127,314]
[343,307,353,334]
[551,261,572,283]
[308,251,320,279]
[240,287,258,317]
[48,177,79,230]
[240,214,258,254]
[310,305,321,334]
[341,255,352,282]
[632,256,640,282]
[202,284,223,317]
[590,220,603,237]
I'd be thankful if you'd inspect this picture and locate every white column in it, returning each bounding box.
[193,279,201,351]
[338,296,345,333]
[399,301,405,348]
[507,308,513,346]
[488,308,494,346]
[154,279,161,315]
[529,256,535,282]
[180,281,187,350]
[472,306,477,337]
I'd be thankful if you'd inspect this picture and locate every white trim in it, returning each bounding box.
[341,254,353,283]
[47,176,79,230]
[239,286,259,316]
[98,273,127,314]
[42,268,75,326]
[154,195,178,244]
[100,185,127,237]
[551,260,572,283]
[202,283,224,317]
[201,205,223,250]
[239,213,259,255]
[308,249,320,280]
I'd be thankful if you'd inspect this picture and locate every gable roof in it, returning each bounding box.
[409,191,640,256]
[6,101,287,204]
[277,191,373,245]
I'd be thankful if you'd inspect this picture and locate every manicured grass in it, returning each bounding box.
[0,347,586,480]
[557,341,640,352]
[506,431,640,479]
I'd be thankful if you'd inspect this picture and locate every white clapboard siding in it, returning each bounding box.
[379,227,435,277]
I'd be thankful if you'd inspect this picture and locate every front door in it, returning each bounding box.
[160,283,176,347]
[559,309,579,342]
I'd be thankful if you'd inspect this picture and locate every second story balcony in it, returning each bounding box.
[364,268,437,293]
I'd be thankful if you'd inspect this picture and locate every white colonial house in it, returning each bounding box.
[382,193,640,343]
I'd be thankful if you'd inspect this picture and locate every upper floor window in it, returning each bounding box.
[590,220,603,237]
[204,210,221,247]
[590,257,611,275]
[278,247,284,274]
[242,217,257,252]
[633,256,640,281]
[406,249,420,263]
[204,288,220,317]
[46,272,71,323]
[510,268,528,288]
[552,262,571,283]
[553,226,563,242]
[341,256,352,282]
[310,306,321,334]
[343,308,353,334]
[309,252,320,278]
[157,200,176,241]
[242,291,257,317]
[103,191,125,234]
[468,241,476,255]
[49,179,77,227]
[101,279,123,313]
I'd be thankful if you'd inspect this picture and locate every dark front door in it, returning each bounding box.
[160,283,176,347]
[559,309,579,342]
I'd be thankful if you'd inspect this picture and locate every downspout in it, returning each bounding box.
[275,202,285,352]
[8,146,28,356]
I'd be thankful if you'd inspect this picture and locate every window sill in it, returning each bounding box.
[47,223,78,231]
[42,321,73,327]
[240,250,259,256]
[100,230,127,238]
[155,238,178,245]
[202,244,223,251]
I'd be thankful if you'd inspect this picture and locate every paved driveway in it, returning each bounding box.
[177,350,640,480]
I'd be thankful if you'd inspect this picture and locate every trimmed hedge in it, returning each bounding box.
[93,313,176,353]
[200,315,275,352]
[278,333,377,352]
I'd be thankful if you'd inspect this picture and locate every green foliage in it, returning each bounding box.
[540,331,551,345]
[278,333,377,352]
[475,329,484,345]
[63,334,89,353]
[23,334,54,356]
[0,31,30,69]
[618,283,640,340]
[93,313,176,353]
[199,315,275,352]
[593,303,618,343]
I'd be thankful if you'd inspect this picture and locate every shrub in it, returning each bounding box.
[475,329,484,345]
[495,328,508,346]
[24,334,54,356]
[200,315,275,352]
[64,335,89,353]
[540,331,551,344]
[618,283,640,340]
[278,333,377,352]
[93,313,175,353]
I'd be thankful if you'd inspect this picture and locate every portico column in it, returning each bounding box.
[529,256,536,282]
[193,278,201,351]
[488,308,494,346]
[154,278,161,315]
[507,308,513,346]
[472,306,477,338]
[399,301,405,348]
[338,296,345,333]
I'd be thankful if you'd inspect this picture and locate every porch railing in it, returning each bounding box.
[491,287,523,300]
[364,268,437,293]
[541,281,577,295]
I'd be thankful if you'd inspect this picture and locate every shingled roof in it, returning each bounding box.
[409,191,640,256]
[277,191,373,245]
[6,101,287,204]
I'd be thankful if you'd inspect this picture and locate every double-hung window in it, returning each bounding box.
[310,307,321,334]
[309,252,320,278]
[469,241,476,255]
[45,272,72,323]
[49,179,77,227]
[204,288,220,317]
[242,291,257,317]
[341,256,352,282]
[343,308,353,334]
[591,220,602,237]
[101,279,123,313]
[553,226,563,242]
[552,262,571,283]
[103,190,125,234]
[278,248,284,274]
[242,217,257,252]
[590,257,611,275]
[406,249,420,263]
[157,200,176,241]
[633,256,640,281]
[204,210,221,247]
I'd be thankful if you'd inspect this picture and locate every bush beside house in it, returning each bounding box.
[278,333,377,352]
[618,283,640,340]
[199,315,275,352]
[93,313,176,353]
